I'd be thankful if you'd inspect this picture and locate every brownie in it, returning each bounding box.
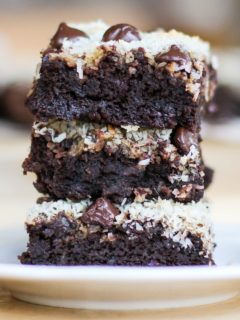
[20,21,217,266]
[23,123,206,203]
[26,21,217,130]
[20,216,211,266]
[20,198,214,266]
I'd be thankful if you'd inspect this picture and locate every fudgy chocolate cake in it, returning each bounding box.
[21,198,214,265]
[20,21,217,266]
[23,120,206,203]
[27,21,217,130]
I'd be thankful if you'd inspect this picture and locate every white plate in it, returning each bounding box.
[0,224,239,310]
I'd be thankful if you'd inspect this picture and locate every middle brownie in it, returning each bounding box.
[23,120,206,204]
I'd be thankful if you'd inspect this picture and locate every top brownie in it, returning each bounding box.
[27,21,217,130]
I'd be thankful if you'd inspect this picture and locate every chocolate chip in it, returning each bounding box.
[155,45,190,65]
[173,127,196,154]
[81,198,119,227]
[50,22,88,49]
[102,23,141,42]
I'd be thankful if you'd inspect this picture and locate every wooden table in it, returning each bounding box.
[0,125,240,319]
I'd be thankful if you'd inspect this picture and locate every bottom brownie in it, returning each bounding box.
[20,197,214,266]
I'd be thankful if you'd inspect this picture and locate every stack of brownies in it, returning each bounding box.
[20,21,217,266]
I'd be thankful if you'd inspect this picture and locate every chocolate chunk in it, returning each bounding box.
[173,127,196,154]
[155,45,190,65]
[102,23,141,42]
[50,22,88,49]
[81,198,119,227]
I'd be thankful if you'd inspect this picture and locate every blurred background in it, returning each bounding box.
[0,0,239,227]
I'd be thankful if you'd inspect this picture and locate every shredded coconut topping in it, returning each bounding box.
[32,120,202,186]
[38,21,217,102]
[61,20,211,63]
[33,120,171,162]
[26,197,214,257]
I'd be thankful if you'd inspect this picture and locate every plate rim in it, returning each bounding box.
[0,264,240,282]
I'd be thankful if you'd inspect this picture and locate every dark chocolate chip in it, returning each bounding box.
[81,198,119,227]
[50,22,88,49]
[173,127,196,154]
[155,45,190,65]
[102,23,141,42]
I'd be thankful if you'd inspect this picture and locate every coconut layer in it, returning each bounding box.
[26,197,214,258]
[32,120,202,185]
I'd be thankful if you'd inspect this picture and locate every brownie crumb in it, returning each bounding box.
[20,212,213,266]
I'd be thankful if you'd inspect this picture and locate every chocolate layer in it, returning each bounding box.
[20,211,213,266]
[27,49,216,130]
[23,135,205,203]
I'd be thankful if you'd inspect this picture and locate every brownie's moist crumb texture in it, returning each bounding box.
[20,212,212,266]
[27,50,216,130]
[23,135,205,203]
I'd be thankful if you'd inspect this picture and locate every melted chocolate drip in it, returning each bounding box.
[50,22,88,49]
[102,23,141,42]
